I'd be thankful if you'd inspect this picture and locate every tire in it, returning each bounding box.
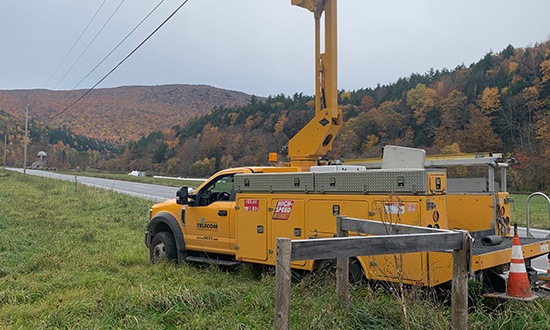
[150,231,177,264]
[349,258,365,285]
[315,258,365,285]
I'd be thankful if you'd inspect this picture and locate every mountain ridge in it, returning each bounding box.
[111,41,550,191]
[0,84,254,143]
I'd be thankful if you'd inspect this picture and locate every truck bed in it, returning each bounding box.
[473,236,548,255]
[471,236,549,272]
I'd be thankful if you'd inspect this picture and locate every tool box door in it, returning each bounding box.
[235,198,268,261]
[270,199,306,266]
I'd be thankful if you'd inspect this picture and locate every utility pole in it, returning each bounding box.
[3,134,6,170]
[23,105,28,176]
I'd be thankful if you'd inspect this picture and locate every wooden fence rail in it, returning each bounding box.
[274,216,471,330]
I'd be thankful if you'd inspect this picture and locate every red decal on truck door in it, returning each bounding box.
[272,200,294,220]
[244,199,260,211]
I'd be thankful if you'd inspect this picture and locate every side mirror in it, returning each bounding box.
[176,186,189,205]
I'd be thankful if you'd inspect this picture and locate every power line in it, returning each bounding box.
[43,0,108,88]
[53,0,191,118]
[72,0,167,90]
[53,0,127,89]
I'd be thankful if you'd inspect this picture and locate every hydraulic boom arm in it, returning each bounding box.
[289,0,342,169]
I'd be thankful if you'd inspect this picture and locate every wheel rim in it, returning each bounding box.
[152,241,167,263]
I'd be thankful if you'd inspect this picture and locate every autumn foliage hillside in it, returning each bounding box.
[113,41,550,191]
[2,41,550,191]
[0,84,253,143]
[0,109,116,170]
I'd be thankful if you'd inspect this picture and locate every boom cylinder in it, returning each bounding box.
[289,0,342,170]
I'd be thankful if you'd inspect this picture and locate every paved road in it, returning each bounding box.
[6,168,178,202]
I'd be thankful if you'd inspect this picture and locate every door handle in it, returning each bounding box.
[218,210,228,216]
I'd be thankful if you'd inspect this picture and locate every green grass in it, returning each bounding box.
[510,193,550,229]
[1,169,550,329]
[57,170,205,189]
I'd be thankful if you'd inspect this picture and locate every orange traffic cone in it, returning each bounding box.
[506,223,532,298]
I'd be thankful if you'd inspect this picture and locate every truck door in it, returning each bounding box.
[184,174,235,254]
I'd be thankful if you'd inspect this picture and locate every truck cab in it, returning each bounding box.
[145,167,298,265]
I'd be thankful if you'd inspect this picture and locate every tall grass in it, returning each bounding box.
[1,169,550,329]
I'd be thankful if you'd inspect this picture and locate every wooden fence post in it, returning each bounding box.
[274,238,292,330]
[451,231,471,330]
[336,216,350,306]
[274,217,468,329]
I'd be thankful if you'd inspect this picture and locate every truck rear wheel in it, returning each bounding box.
[315,258,365,285]
[150,231,177,264]
[349,258,365,285]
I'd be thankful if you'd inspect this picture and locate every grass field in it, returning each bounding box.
[1,169,550,329]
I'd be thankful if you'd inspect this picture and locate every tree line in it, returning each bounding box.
[107,41,550,191]
[3,40,550,191]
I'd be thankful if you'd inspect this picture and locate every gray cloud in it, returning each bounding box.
[1,0,549,96]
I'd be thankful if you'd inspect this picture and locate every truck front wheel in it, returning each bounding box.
[150,231,177,264]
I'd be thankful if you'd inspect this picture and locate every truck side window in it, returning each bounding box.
[197,174,235,206]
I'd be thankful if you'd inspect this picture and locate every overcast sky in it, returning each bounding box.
[1,0,549,97]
